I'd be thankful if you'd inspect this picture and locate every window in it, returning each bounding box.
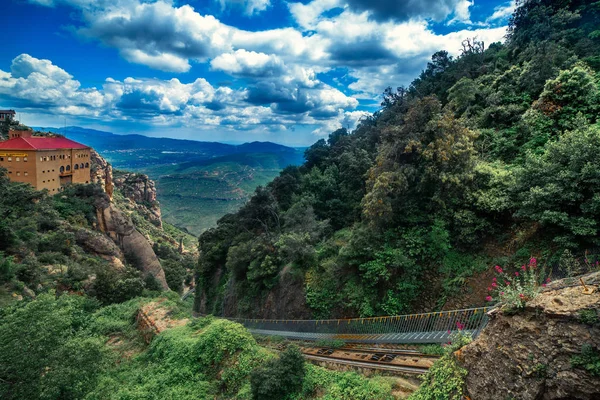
[40,157,43,162]
[7,157,11,162]
[16,157,20,162]
[0,157,3,161]
[74,164,79,170]
[85,163,90,168]
[60,166,65,173]
[23,157,27,162]
[24,172,28,176]
[66,165,70,171]
[80,163,84,168]
[16,172,20,176]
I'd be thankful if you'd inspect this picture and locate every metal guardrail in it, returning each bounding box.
[230,307,492,344]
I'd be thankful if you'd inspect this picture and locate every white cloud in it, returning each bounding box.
[487,1,516,23]
[218,0,271,16]
[210,50,285,77]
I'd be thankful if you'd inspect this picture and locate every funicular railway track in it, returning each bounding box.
[298,345,439,375]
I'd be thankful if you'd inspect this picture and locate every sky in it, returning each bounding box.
[0,0,515,146]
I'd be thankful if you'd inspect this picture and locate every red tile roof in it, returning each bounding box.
[0,136,89,150]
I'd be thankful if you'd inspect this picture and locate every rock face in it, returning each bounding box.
[218,265,311,319]
[90,150,113,199]
[459,272,600,400]
[114,173,162,228]
[95,196,169,290]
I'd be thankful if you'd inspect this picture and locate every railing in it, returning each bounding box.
[230,306,492,344]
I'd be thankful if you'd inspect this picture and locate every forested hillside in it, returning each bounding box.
[195,0,600,319]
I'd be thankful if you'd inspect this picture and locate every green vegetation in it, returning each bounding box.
[196,0,600,319]
[251,345,306,400]
[571,344,600,377]
[0,165,193,305]
[0,293,396,399]
[408,333,472,400]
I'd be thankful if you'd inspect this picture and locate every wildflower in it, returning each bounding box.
[485,296,493,301]
[529,257,537,267]
[546,277,551,283]
[495,265,503,273]
[492,282,498,288]
[492,277,497,282]
[519,293,525,299]
[515,272,519,277]
[487,286,493,291]
[456,322,465,330]
[505,281,510,285]
[542,284,547,288]
[447,330,451,334]
[500,292,505,296]
[521,265,526,271]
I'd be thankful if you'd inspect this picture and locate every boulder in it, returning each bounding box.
[96,198,169,290]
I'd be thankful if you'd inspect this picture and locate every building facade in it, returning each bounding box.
[0,110,15,121]
[0,130,91,193]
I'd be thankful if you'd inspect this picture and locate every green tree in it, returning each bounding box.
[250,345,305,400]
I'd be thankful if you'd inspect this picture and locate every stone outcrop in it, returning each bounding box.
[114,172,162,228]
[219,264,311,319]
[459,272,600,400]
[95,196,169,290]
[136,299,189,343]
[90,150,113,199]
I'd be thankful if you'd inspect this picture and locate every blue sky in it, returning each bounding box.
[0,0,515,146]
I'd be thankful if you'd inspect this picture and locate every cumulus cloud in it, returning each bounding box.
[487,1,516,23]
[0,54,359,137]
[218,0,271,15]
[20,0,512,142]
[211,50,285,77]
[344,0,468,22]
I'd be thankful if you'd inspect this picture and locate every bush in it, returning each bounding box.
[571,344,600,377]
[485,257,547,310]
[408,333,472,400]
[250,345,306,400]
[0,253,16,283]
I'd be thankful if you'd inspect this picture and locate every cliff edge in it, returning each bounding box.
[459,272,600,400]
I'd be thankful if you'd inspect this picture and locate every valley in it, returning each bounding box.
[36,126,305,235]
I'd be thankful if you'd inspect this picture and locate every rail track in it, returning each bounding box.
[299,346,439,375]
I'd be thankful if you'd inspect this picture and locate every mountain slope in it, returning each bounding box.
[194,0,600,320]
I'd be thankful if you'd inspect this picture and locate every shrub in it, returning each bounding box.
[408,333,472,400]
[250,345,306,400]
[571,344,600,377]
[485,257,547,310]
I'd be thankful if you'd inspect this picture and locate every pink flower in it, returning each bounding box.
[492,277,497,282]
[519,293,525,299]
[500,292,505,296]
[515,272,519,277]
[487,286,493,291]
[495,265,503,273]
[492,282,498,288]
[485,296,493,302]
[521,265,527,271]
[456,322,465,330]
[529,257,537,267]
[505,281,510,286]
[546,278,551,283]
[542,284,547,287]
[447,330,451,334]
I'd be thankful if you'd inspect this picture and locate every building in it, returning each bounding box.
[0,110,16,121]
[0,130,91,192]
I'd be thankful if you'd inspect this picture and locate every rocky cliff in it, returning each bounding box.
[459,272,600,400]
[113,172,162,228]
[90,151,169,290]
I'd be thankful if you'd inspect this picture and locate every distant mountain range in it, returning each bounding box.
[33,126,304,170]
[33,126,306,235]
